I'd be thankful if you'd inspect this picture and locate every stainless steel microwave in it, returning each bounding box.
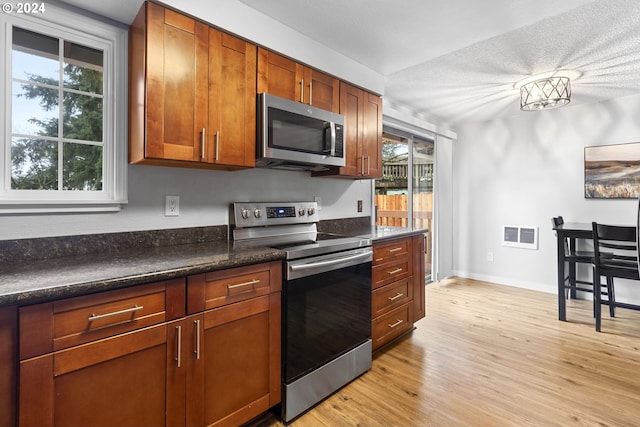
[257,93,345,171]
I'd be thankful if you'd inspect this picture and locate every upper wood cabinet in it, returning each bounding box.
[314,82,382,179]
[257,48,340,113]
[129,2,256,169]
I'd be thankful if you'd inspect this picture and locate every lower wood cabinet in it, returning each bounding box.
[17,261,282,427]
[0,306,17,427]
[20,321,183,427]
[371,234,426,351]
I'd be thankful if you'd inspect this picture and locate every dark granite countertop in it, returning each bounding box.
[0,221,425,308]
[0,240,284,307]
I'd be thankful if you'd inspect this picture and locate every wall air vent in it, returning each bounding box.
[502,225,538,250]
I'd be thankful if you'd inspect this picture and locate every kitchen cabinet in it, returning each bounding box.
[0,306,17,427]
[129,2,256,170]
[371,234,426,351]
[314,82,382,179]
[18,279,186,427]
[187,261,282,426]
[17,260,282,427]
[257,48,340,113]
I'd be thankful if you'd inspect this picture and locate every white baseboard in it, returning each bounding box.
[452,270,556,294]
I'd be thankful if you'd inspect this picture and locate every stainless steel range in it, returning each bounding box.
[231,202,372,422]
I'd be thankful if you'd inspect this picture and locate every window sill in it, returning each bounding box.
[0,200,127,215]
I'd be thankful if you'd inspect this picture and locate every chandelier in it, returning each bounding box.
[519,76,571,111]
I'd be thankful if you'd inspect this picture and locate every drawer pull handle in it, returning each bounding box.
[387,268,403,275]
[388,247,403,253]
[388,319,404,328]
[88,305,143,322]
[227,279,260,291]
[388,293,404,301]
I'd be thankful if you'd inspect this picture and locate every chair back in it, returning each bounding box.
[592,222,639,280]
[552,216,564,228]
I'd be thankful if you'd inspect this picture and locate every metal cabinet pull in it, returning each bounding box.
[201,128,206,160]
[300,79,304,103]
[194,319,201,360]
[214,131,220,161]
[176,325,182,368]
[366,156,370,175]
[388,319,404,328]
[88,305,143,322]
[361,156,365,175]
[388,247,403,253]
[309,81,313,105]
[227,279,260,291]
[387,268,403,275]
[388,293,404,301]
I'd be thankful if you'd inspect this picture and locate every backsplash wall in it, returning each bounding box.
[0,165,373,240]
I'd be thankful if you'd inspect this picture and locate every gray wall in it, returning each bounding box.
[0,166,372,239]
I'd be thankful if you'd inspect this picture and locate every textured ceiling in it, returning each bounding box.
[237,0,640,127]
[61,0,640,128]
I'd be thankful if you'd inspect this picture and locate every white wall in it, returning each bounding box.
[453,93,640,301]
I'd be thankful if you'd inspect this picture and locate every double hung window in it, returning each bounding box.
[1,4,127,213]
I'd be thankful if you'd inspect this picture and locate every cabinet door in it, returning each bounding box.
[19,321,185,427]
[144,3,208,162]
[257,48,303,102]
[361,91,383,178]
[192,293,281,427]
[208,30,256,167]
[412,235,426,321]
[0,306,17,427]
[337,81,363,176]
[304,68,339,113]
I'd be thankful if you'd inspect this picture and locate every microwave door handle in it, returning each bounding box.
[328,122,336,156]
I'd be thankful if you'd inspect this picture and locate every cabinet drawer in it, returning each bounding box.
[20,279,186,360]
[372,257,412,289]
[372,303,413,350]
[372,277,413,318]
[187,261,282,314]
[373,238,411,265]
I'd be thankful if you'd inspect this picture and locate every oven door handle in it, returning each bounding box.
[290,251,372,272]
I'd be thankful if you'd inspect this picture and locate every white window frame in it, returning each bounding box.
[0,3,127,214]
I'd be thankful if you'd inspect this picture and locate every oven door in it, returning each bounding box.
[284,248,372,384]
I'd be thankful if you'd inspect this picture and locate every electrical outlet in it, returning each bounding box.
[357,200,363,212]
[487,252,494,262]
[165,195,180,216]
[314,196,322,210]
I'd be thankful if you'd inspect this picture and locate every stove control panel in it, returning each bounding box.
[233,202,319,227]
[267,206,296,218]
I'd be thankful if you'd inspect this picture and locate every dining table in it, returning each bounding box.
[552,222,593,321]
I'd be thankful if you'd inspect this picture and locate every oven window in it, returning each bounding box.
[284,262,371,383]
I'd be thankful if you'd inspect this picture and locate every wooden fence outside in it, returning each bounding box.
[375,193,433,275]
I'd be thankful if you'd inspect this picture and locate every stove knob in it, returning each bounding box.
[298,208,306,216]
[241,209,250,220]
[254,209,262,218]
[307,207,315,216]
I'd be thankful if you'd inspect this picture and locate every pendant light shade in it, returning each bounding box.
[520,76,571,111]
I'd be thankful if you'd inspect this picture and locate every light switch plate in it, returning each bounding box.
[165,195,180,216]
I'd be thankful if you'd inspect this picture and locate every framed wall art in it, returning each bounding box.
[584,142,640,199]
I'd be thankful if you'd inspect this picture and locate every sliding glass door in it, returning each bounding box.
[375,127,434,281]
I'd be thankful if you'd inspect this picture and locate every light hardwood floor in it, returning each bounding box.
[258,277,640,427]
